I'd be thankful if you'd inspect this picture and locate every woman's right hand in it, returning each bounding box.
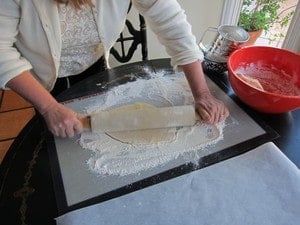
[41,102,83,138]
[7,71,85,138]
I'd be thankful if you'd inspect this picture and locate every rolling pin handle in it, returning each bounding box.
[80,116,91,131]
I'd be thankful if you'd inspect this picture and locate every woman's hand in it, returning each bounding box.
[194,90,229,124]
[181,60,229,124]
[7,71,84,138]
[41,102,84,138]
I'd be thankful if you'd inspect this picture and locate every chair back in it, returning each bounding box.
[110,2,148,63]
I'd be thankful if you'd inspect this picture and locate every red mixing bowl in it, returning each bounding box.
[227,46,300,113]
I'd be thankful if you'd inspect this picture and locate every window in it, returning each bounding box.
[221,0,300,52]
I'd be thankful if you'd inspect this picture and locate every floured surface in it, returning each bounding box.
[53,70,267,206]
[79,74,224,176]
[235,64,300,96]
[81,123,222,176]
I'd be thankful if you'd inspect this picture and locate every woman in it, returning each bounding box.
[0,0,229,138]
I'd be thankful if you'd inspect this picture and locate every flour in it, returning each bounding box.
[79,72,225,176]
[235,63,300,96]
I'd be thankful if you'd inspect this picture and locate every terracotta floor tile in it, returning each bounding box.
[0,90,3,103]
[0,90,32,112]
[0,139,13,163]
[0,108,35,140]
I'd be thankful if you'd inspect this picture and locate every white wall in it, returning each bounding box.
[109,0,224,67]
[282,0,300,53]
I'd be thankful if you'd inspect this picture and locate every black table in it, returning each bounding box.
[1,58,299,225]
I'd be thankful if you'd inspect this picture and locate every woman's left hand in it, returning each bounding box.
[194,90,229,124]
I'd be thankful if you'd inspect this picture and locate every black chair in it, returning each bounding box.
[110,3,148,63]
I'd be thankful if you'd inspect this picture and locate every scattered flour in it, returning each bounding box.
[235,63,300,96]
[79,72,225,176]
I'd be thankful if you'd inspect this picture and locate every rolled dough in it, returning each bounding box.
[106,128,178,145]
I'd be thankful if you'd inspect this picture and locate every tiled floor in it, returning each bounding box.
[0,90,35,163]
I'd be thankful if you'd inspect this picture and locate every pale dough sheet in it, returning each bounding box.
[106,128,178,145]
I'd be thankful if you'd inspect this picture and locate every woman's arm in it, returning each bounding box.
[1,2,82,138]
[133,0,229,123]
[133,0,203,69]
[181,61,229,124]
[7,71,83,137]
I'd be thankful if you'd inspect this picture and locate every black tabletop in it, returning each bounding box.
[0,58,299,225]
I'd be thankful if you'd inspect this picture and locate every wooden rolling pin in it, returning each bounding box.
[81,103,196,133]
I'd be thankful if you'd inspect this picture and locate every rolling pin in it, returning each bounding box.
[80,103,196,133]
